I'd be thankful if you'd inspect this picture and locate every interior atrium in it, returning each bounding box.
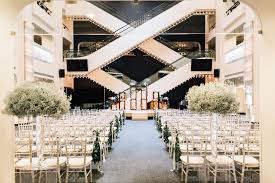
[0,0,275,182]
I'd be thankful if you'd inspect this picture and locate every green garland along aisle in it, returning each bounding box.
[174,133,181,163]
[163,122,171,144]
[108,121,113,147]
[92,131,101,163]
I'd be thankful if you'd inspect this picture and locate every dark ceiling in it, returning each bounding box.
[104,49,166,82]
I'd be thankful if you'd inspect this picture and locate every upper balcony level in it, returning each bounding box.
[222,1,245,31]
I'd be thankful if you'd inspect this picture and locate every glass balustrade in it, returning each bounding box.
[102,67,137,85]
[33,43,53,63]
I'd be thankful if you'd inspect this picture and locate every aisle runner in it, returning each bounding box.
[97,120,181,183]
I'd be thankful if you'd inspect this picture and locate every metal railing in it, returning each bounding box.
[37,0,52,15]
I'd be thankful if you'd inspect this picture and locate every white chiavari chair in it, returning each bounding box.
[15,118,40,183]
[206,115,237,183]
[232,121,260,183]
[65,126,93,183]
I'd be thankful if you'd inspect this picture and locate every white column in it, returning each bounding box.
[214,0,225,82]
[0,0,34,182]
[256,12,275,183]
[52,0,65,90]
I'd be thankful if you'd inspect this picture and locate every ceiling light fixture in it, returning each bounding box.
[134,0,139,4]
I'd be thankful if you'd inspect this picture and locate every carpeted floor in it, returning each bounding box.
[96,120,181,183]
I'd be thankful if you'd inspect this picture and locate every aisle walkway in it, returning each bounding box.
[96,120,181,183]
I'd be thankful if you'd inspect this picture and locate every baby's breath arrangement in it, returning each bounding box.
[4,82,70,117]
[186,82,239,114]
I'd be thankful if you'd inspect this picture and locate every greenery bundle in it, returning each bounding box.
[174,134,181,163]
[115,116,120,133]
[156,117,162,133]
[4,82,70,117]
[186,82,239,114]
[163,122,171,144]
[108,121,113,147]
[92,131,101,163]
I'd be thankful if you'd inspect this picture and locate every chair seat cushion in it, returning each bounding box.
[15,157,40,170]
[100,137,109,143]
[40,157,67,169]
[168,136,183,143]
[217,145,238,153]
[16,145,37,153]
[206,155,234,165]
[68,157,92,169]
[233,155,259,167]
[179,144,193,152]
[180,156,204,165]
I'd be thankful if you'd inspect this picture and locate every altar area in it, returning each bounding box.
[125,110,155,120]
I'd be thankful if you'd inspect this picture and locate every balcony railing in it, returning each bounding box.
[225,43,245,63]
[33,43,53,63]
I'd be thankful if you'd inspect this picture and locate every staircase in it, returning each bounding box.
[65,0,184,67]
[123,55,215,110]
[86,69,129,94]
[65,0,215,74]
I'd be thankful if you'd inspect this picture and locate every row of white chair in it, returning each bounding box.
[155,110,260,183]
[14,110,125,183]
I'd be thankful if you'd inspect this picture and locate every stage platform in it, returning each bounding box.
[125,110,155,121]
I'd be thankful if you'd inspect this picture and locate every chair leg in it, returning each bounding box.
[84,167,88,183]
[58,168,62,183]
[206,165,209,183]
[181,163,184,182]
[241,165,245,183]
[31,171,35,183]
[185,166,189,183]
[19,170,22,183]
[90,164,93,183]
[232,164,237,183]
[38,170,42,183]
[65,167,69,183]
[214,165,217,183]
[228,169,231,183]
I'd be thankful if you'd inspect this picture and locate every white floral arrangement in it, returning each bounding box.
[185,82,239,114]
[4,82,70,117]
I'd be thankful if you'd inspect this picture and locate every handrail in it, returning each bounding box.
[226,1,240,16]
[37,0,52,16]
[155,37,190,54]
[64,1,179,58]
[63,23,69,30]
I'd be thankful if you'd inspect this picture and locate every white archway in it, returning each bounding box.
[0,0,275,182]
